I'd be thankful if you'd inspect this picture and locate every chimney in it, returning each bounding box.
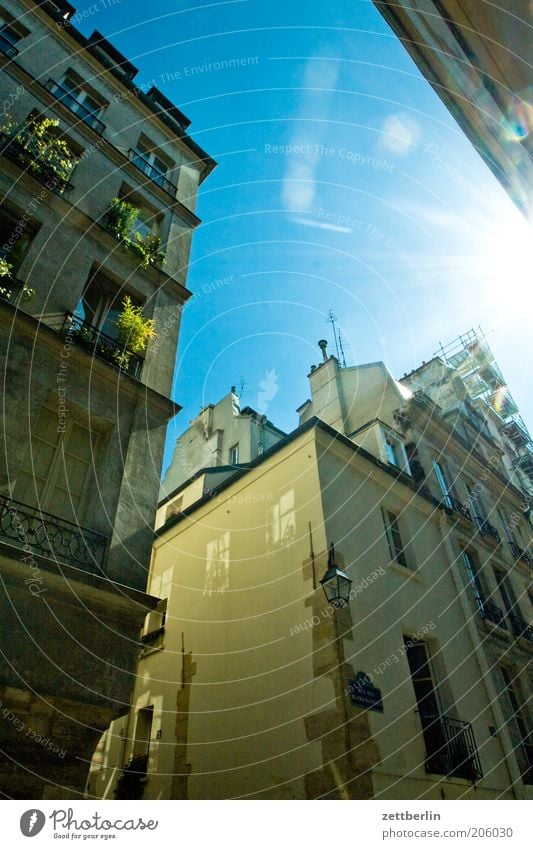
[318,339,328,362]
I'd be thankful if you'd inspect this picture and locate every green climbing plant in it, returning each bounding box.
[106,199,166,269]
[115,295,156,361]
[0,256,35,301]
[2,116,78,182]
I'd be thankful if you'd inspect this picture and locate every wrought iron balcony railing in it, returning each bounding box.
[128,149,177,198]
[0,274,24,305]
[474,517,500,543]
[478,598,507,629]
[509,541,532,566]
[445,496,472,522]
[0,31,18,58]
[508,613,533,642]
[421,713,483,782]
[62,312,144,380]
[0,495,108,574]
[44,79,106,135]
[0,132,74,195]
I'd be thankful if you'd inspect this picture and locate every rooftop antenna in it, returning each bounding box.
[327,310,347,368]
[236,378,245,399]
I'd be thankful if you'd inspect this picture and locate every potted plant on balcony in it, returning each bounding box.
[0,257,35,302]
[1,116,78,185]
[114,296,156,372]
[106,199,166,269]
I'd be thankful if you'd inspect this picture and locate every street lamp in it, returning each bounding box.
[320,543,352,608]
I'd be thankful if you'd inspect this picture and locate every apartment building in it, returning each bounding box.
[0,0,214,798]
[88,335,532,800]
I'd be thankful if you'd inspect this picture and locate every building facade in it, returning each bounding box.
[89,336,532,800]
[0,0,214,797]
[372,1,533,221]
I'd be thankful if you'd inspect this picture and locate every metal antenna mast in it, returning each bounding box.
[327,310,347,368]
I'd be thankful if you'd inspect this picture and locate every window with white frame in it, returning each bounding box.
[381,427,410,473]
[382,508,409,568]
[228,443,239,465]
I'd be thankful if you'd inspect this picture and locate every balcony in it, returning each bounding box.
[445,496,472,523]
[0,132,74,196]
[0,495,108,575]
[128,149,177,198]
[45,79,106,135]
[422,714,483,782]
[0,274,25,305]
[509,541,532,566]
[478,599,507,629]
[508,613,533,642]
[474,517,501,543]
[513,449,533,480]
[0,32,18,58]
[62,312,144,380]
[501,419,531,449]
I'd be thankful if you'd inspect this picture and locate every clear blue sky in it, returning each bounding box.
[76,0,532,472]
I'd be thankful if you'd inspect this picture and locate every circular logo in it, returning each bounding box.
[20,810,46,837]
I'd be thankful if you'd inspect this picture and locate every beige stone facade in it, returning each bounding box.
[90,339,532,800]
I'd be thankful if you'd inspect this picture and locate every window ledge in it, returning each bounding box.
[390,562,423,582]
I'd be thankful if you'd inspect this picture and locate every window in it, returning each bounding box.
[0,9,28,55]
[465,482,486,527]
[432,459,454,509]
[404,637,446,770]
[0,207,37,273]
[382,428,410,472]
[462,550,486,612]
[132,705,154,759]
[382,508,408,568]
[131,135,172,191]
[74,271,142,342]
[141,599,167,652]
[228,444,239,466]
[500,666,533,784]
[493,569,519,617]
[13,404,97,523]
[165,497,183,522]
[53,70,107,133]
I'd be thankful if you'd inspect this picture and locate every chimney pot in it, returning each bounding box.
[318,339,328,362]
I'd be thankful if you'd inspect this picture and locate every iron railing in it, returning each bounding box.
[509,541,532,566]
[0,132,74,195]
[508,613,533,642]
[44,79,106,135]
[446,496,472,522]
[421,713,483,782]
[478,598,507,629]
[128,149,177,197]
[0,31,18,58]
[0,495,108,574]
[62,313,144,380]
[0,274,24,305]
[474,517,500,543]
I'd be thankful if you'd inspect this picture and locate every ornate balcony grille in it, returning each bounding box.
[0,132,74,195]
[128,149,177,197]
[44,79,106,135]
[478,598,507,629]
[62,313,144,380]
[474,517,500,543]
[0,495,108,574]
[509,541,532,566]
[446,496,472,522]
[508,613,533,642]
[422,713,483,782]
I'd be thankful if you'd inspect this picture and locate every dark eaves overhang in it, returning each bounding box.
[31,1,217,181]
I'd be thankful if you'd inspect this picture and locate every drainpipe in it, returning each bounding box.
[436,510,521,798]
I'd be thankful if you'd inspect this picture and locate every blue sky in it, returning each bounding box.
[75,0,532,472]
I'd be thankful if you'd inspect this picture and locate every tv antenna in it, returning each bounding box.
[327,310,347,368]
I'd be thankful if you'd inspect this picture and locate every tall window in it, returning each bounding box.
[462,550,485,612]
[465,483,486,526]
[74,273,142,342]
[404,637,446,770]
[56,70,106,131]
[432,459,454,508]
[493,569,520,618]
[500,666,533,784]
[0,208,36,273]
[228,444,239,466]
[382,509,408,568]
[132,135,172,190]
[13,405,97,523]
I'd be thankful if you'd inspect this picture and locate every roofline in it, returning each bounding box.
[31,0,217,179]
[155,416,439,537]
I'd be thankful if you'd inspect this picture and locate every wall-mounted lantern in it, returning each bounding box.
[320,543,352,608]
